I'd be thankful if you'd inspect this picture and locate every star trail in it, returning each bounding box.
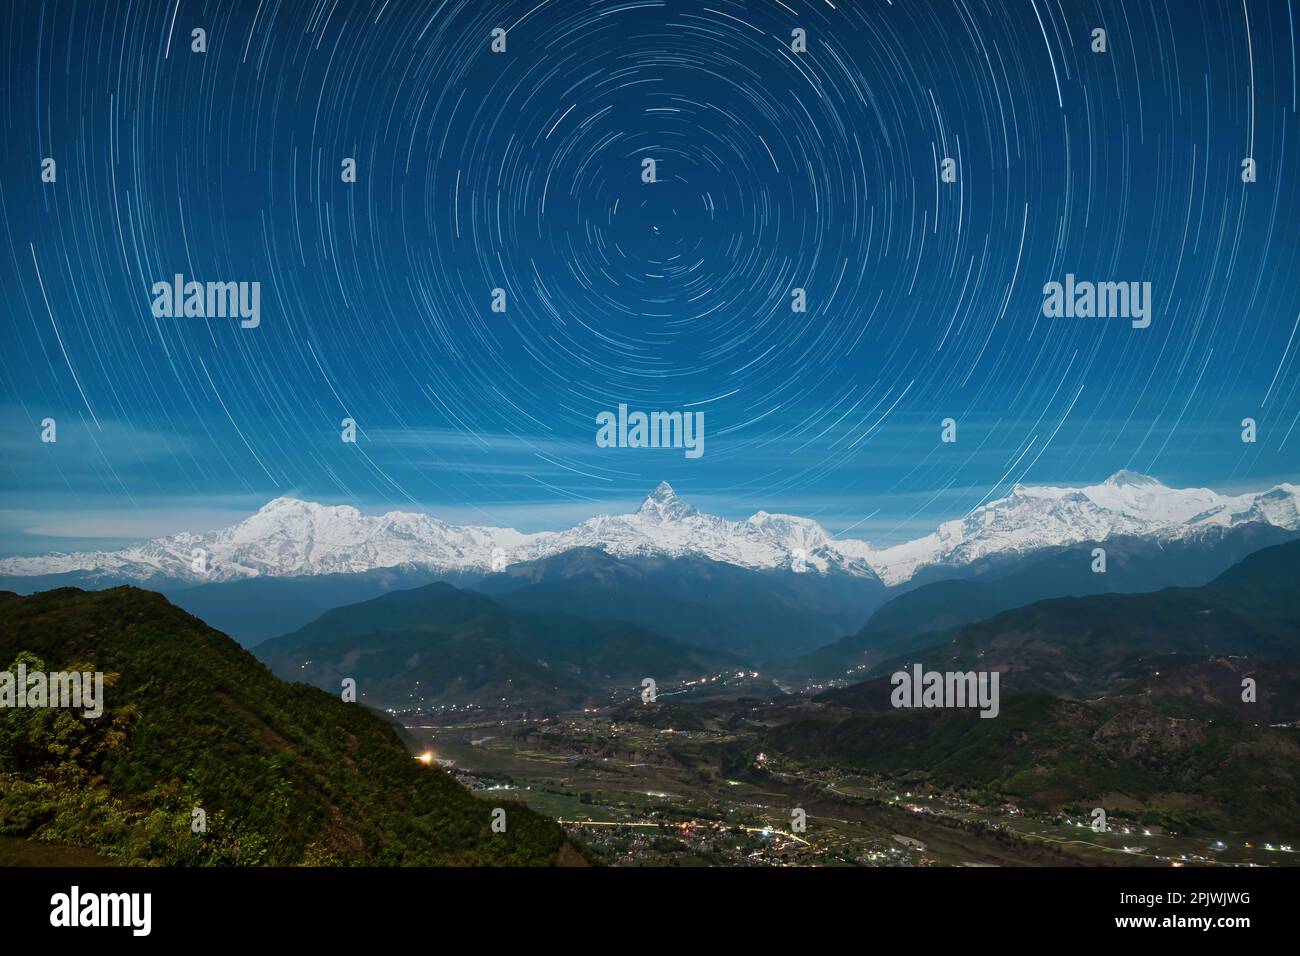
[0,0,1297,553]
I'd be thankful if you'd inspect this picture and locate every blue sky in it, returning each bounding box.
[1,0,1298,555]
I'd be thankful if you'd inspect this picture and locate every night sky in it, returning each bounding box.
[1,0,1297,554]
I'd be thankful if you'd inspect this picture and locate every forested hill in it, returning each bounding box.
[0,587,582,866]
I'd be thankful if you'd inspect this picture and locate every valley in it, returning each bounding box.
[402,697,1298,868]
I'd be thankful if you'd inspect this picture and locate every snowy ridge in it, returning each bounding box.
[840,470,1300,584]
[1,473,1297,587]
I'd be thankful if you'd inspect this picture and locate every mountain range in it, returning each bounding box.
[473,547,886,661]
[789,519,1300,679]
[2,472,1297,590]
[255,581,757,709]
[821,538,1300,697]
[743,541,1300,837]
[5,529,1298,860]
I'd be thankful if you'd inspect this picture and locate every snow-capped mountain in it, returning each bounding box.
[0,497,547,585]
[552,482,875,577]
[845,470,1300,584]
[1,472,1297,588]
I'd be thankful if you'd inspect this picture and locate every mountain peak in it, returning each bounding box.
[253,497,366,520]
[1104,469,1161,488]
[649,480,676,500]
[637,482,697,522]
[249,497,318,519]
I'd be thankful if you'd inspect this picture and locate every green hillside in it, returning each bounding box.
[0,587,580,866]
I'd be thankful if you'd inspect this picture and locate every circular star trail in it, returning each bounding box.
[1,0,1297,542]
